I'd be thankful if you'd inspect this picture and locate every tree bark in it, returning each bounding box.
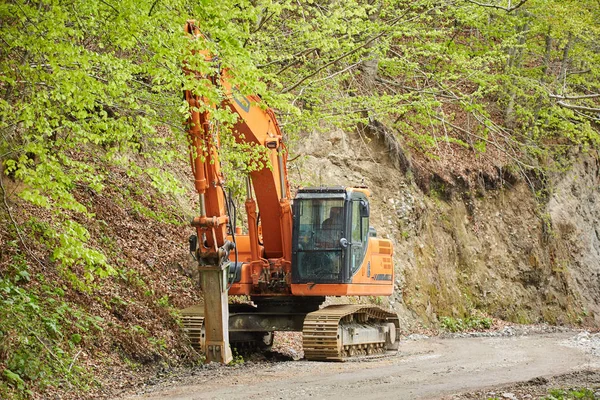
[361,0,382,89]
[557,33,573,91]
[542,32,552,76]
[504,17,530,127]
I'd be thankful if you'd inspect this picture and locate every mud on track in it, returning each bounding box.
[119,331,600,400]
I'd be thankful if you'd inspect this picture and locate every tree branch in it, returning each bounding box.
[251,11,275,34]
[99,0,119,14]
[281,10,411,94]
[148,0,159,16]
[463,0,530,12]
[550,93,600,100]
[68,349,83,372]
[556,101,600,112]
[281,34,383,93]
[258,47,317,69]
[431,115,535,169]
[0,165,46,269]
[572,109,600,122]
[567,69,591,76]
[376,77,461,100]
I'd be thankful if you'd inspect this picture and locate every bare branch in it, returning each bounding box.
[99,0,119,14]
[376,77,460,100]
[68,349,83,372]
[0,165,46,269]
[148,0,159,16]
[549,93,600,100]
[463,0,530,12]
[258,47,317,69]
[572,109,600,122]
[556,101,600,112]
[251,12,275,34]
[567,69,591,76]
[431,115,536,169]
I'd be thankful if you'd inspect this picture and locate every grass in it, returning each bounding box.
[542,388,598,399]
[440,315,492,332]
[487,388,598,400]
[0,251,100,399]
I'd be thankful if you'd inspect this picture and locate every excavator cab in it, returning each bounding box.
[291,187,371,285]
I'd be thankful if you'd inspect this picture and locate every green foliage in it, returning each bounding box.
[228,348,245,366]
[3,369,26,392]
[148,336,167,352]
[157,295,170,308]
[2,0,599,241]
[28,218,115,291]
[0,258,100,398]
[543,388,598,400]
[0,0,270,282]
[247,0,599,164]
[439,315,492,332]
[367,295,384,306]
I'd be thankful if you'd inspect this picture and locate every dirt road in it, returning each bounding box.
[121,332,600,400]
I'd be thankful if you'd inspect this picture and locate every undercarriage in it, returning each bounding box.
[181,298,400,361]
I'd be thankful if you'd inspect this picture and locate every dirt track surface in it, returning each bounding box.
[120,332,600,400]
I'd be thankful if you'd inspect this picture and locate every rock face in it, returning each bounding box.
[292,127,600,327]
[547,155,600,324]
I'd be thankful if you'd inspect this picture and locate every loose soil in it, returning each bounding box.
[117,330,600,400]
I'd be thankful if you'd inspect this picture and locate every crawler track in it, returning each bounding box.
[181,304,277,352]
[181,305,205,351]
[302,304,400,361]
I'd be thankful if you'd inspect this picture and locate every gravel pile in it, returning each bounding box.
[441,324,574,339]
[562,331,600,357]
[404,334,430,341]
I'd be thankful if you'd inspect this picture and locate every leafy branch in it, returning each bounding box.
[281,10,415,94]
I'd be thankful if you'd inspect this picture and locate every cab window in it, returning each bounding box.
[350,199,369,274]
[295,198,345,282]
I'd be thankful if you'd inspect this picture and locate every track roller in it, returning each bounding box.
[302,304,400,361]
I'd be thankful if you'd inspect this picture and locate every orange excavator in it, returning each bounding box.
[181,21,399,363]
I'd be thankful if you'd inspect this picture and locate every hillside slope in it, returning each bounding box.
[0,138,203,398]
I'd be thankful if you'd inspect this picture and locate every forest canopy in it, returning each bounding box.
[2,0,599,212]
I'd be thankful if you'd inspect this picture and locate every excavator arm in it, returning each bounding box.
[185,21,292,268]
[183,21,294,363]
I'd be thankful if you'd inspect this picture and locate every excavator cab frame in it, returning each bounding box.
[291,187,371,285]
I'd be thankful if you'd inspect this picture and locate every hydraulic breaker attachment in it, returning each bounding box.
[199,262,232,364]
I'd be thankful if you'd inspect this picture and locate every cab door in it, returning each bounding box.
[349,197,370,278]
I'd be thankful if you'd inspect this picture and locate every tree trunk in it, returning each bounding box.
[557,33,573,93]
[542,32,552,77]
[504,17,530,127]
[529,31,553,135]
[361,1,382,89]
